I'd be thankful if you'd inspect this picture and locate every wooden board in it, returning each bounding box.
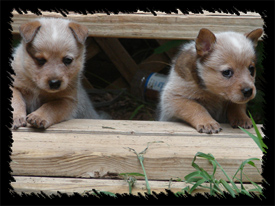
[12,176,261,196]
[11,120,263,185]
[11,11,264,40]
[94,38,139,84]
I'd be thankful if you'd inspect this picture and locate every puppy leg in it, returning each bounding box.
[26,99,76,129]
[227,103,252,129]
[11,88,27,129]
[172,98,222,134]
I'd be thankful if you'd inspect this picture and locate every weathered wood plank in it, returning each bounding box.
[12,176,261,196]
[12,119,264,137]
[11,120,263,182]
[94,38,139,84]
[11,11,264,40]
[85,37,101,61]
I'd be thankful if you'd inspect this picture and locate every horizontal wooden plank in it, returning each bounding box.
[12,176,261,196]
[11,11,264,39]
[13,119,264,137]
[11,120,263,182]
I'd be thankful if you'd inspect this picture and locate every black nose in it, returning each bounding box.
[48,79,61,90]
[241,88,253,98]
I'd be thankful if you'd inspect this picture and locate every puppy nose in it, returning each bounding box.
[241,88,253,98]
[48,79,61,90]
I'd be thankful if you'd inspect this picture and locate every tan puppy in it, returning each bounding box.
[11,18,100,129]
[159,28,263,134]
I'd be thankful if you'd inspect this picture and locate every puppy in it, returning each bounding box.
[11,18,100,129]
[159,28,263,134]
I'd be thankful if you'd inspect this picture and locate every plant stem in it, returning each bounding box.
[138,155,151,195]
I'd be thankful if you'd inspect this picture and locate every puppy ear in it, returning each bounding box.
[245,28,263,48]
[19,21,41,43]
[195,28,216,56]
[69,22,89,45]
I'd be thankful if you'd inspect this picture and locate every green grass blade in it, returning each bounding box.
[195,152,215,160]
[214,160,240,193]
[240,189,253,198]
[192,152,215,172]
[200,170,212,181]
[184,171,202,181]
[248,111,262,140]
[129,104,145,120]
[246,159,261,175]
[220,179,236,198]
[251,119,268,153]
[209,159,217,178]
[186,177,204,183]
[119,172,145,177]
[243,173,263,194]
[213,180,224,195]
[98,191,117,197]
[239,127,265,153]
[232,158,261,179]
[239,112,268,153]
[189,179,206,194]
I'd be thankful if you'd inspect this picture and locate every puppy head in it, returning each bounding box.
[195,28,263,104]
[19,18,89,93]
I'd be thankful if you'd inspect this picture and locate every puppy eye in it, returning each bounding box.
[222,69,234,78]
[248,65,255,76]
[35,58,47,66]
[63,57,73,66]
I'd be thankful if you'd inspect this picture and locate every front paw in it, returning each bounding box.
[12,115,27,130]
[230,118,253,129]
[26,113,51,129]
[196,121,222,134]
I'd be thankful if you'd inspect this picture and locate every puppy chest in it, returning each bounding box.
[197,98,228,123]
[25,96,41,114]
[21,90,42,114]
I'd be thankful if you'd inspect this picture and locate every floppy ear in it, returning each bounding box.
[69,22,89,45]
[19,21,41,43]
[245,28,263,48]
[195,28,216,56]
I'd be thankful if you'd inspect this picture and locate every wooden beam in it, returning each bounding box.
[94,38,139,84]
[85,37,101,61]
[106,77,129,89]
[11,120,263,183]
[12,176,261,196]
[138,52,171,73]
[11,11,264,40]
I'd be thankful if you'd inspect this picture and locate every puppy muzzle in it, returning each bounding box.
[241,87,253,98]
[48,79,62,90]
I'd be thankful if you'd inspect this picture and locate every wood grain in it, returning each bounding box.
[11,11,264,40]
[12,176,261,196]
[94,38,139,84]
[11,120,263,183]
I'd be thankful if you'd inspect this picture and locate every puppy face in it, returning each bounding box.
[196,28,263,104]
[19,18,88,93]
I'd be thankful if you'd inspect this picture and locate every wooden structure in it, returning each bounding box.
[10,11,264,196]
[11,11,264,89]
[11,120,263,195]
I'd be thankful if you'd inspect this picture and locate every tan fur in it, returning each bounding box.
[11,18,100,129]
[159,28,263,134]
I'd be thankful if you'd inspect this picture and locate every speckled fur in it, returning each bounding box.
[158,28,263,134]
[11,18,99,129]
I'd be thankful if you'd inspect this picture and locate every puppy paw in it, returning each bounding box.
[12,115,27,130]
[196,122,222,134]
[230,118,253,129]
[26,113,50,129]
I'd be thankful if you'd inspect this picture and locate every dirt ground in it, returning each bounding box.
[89,89,158,121]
